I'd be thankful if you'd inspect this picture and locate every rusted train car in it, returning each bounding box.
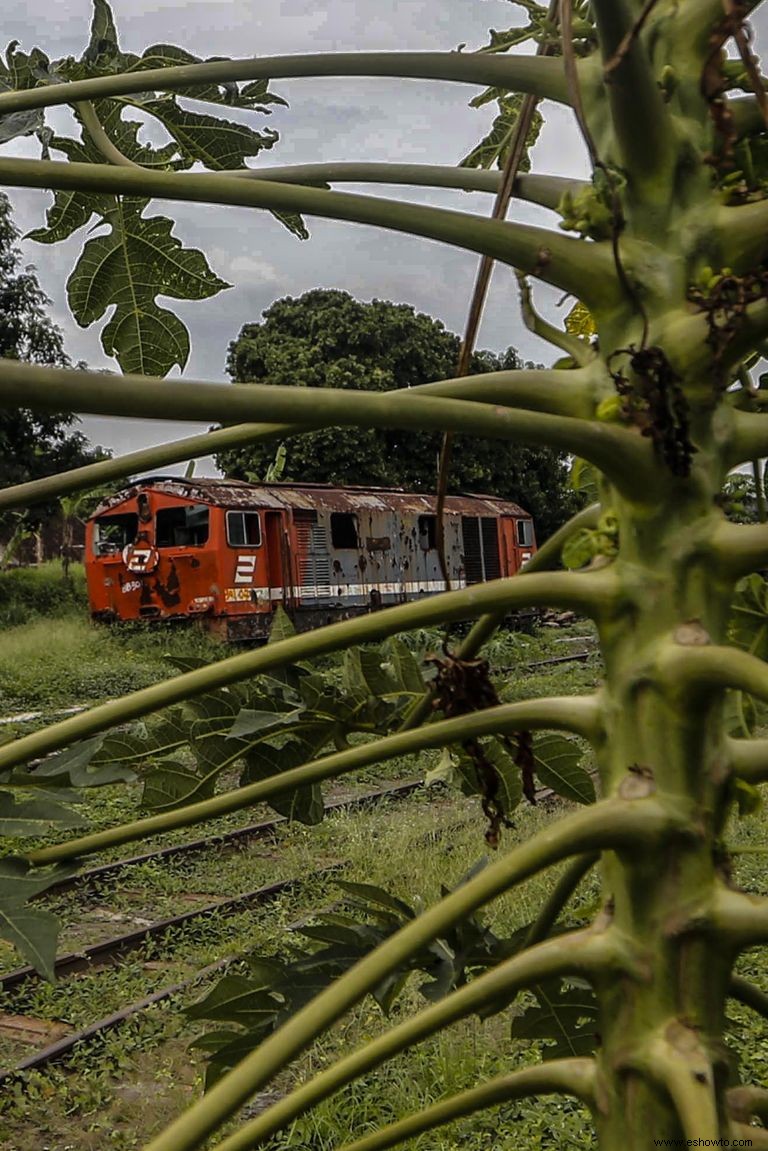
[84,477,536,640]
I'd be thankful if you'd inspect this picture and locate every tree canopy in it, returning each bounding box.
[0,191,106,524]
[217,289,580,539]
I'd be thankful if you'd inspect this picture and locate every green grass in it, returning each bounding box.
[0,774,764,1150]
[0,560,87,628]
[0,613,222,715]
[1,606,759,1150]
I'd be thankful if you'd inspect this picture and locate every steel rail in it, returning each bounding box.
[0,775,583,1082]
[0,867,342,994]
[3,781,423,992]
[40,779,423,896]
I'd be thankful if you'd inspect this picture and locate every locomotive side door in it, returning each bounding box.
[264,511,292,607]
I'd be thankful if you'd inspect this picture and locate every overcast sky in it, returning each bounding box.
[2,2,766,474]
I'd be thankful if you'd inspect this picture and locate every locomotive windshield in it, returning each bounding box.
[226,510,261,546]
[155,503,209,547]
[93,513,138,556]
[516,519,535,546]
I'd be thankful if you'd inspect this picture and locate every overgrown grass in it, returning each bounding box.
[0,560,87,628]
[0,609,622,1150]
[0,774,764,1150]
[0,614,221,714]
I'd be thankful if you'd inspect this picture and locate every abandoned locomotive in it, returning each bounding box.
[85,477,536,640]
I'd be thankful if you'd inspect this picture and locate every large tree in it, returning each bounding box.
[0,191,106,527]
[217,289,580,539]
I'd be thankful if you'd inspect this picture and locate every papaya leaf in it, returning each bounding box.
[729,573,768,660]
[460,91,542,171]
[382,637,425,695]
[66,196,229,376]
[127,98,279,170]
[189,869,525,1086]
[24,735,137,786]
[0,790,86,836]
[83,0,123,68]
[561,527,599,571]
[240,728,329,824]
[268,605,297,644]
[130,43,287,110]
[568,456,600,504]
[565,301,596,339]
[186,975,281,1027]
[228,707,304,739]
[0,858,76,980]
[18,4,298,375]
[510,978,600,1058]
[141,758,210,811]
[335,879,416,922]
[532,734,594,804]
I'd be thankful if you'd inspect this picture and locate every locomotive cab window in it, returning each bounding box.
[156,504,209,547]
[418,515,437,550]
[516,519,534,546]
[226,511,262,547]
[93,513,138,556]
[330,512,359,549]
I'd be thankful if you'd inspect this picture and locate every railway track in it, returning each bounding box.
[0,645,600,1085]
[0,773,577,1084]
[0,779,425,1081]
[5,780,422,992]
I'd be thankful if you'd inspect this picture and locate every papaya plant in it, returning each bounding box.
[0,0,768,1148]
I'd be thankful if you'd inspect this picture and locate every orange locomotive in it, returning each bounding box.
[85,477,537,641]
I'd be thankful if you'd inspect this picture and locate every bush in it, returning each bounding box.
[0,561,87,627]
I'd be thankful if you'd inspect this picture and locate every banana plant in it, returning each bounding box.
[0,0,768,1148]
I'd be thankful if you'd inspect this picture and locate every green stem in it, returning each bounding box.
[728,737,768,783]
[711,887,768,946]
[716,199,768,271]
[730,1125,768,1150]
[0,359,654,495]
[516,272,596,367]
[658,642,768,706]
[730,95,766,139]
[730,409,768,469]
[214,957,602,1151]
[752,459,767,522]
[2,567,615,778]
[0,368,595,512]
[27,694,599,867]
[647,1036,719,1143]
[332,1060,597,1151]
[711,518,768,579]
[0,51,570,115]
[398,502,602,732]
[219,165,583,212]
[523,852,599,949]
[0,158,617,305]
[143,794,678,1151]
[0,422,296,512]
[76,101,140,168]
[728,1085,768,1124]
[590,0,675,197]
[728,974,768,1021]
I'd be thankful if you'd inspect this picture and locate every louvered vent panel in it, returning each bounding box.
[461,516,484,585]
[481,517,501,581]
[294,512,331,598]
